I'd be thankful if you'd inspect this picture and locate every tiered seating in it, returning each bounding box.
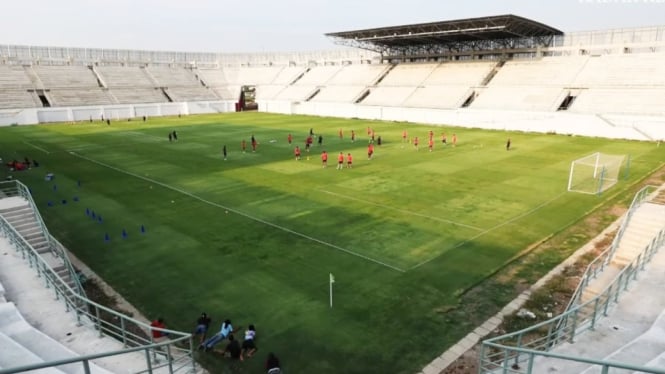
[470,86,564,111]
[0,65,33,89]
[401,62,495,109]
[166,87,218,102]
[490,57,588,86]
[236,67,284,85]
[255,85,285,100]
[33,66,99,88]
[378,63,437,86]
[95,66,154,87]
[571,88,665,115]
[213,86,240,100]
[0,331,65,373]
[566,53,665,115]
[294,66,343,85]
[361,86,417,107]
[573,53,665,87]
[196,68,228,86]
[0,90,38,109]
[326,64,386,86]
[272,85,317,101]
[146,66,199,87]
[271,66,307,85]
[111,88,167,104]
[423,61,495,86]
[402,86,472,109]
[469,57,588,111]
[0,302,113,373]
[309,85,366,102]
[48,89,113,107]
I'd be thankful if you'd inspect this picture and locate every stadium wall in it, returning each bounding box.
[0,100,235,126]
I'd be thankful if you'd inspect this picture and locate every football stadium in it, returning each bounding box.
[1,7,665,374]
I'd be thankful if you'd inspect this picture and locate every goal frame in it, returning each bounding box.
[567,152,625,195]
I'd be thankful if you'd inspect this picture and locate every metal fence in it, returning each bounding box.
[0,180,196,374]
[561,185,655,315]
[479,198,665,373]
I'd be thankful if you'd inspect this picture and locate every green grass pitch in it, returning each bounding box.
[1,112,663,373]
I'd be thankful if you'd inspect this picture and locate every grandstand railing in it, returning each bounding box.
[0,180,196,374]
[0,44,377,67]
[479,226,665,373]
[1,180,87,300]
[561,185,656,313]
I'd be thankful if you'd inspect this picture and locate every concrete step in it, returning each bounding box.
[18,225,42,236]
[0,207,33,220]
[2,205,33,214]
[579,264,622,304]
[20,230,47,242]
[6,216,37,228]
[0,303,113,374]
[641,350,665,371]
[0,331,66,374]
[580,311,665,374]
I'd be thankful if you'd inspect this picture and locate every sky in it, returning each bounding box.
[1,0,663,53]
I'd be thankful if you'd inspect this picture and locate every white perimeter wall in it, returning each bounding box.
[0,101,236,126]
[259,100,665,141]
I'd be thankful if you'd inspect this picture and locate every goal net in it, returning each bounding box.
[567,152,625,195]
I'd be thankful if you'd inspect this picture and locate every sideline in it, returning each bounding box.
[69,151,406,273]
[23,140,50,154]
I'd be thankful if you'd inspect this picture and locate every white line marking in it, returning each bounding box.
[318,189,484,232]
[23,141,50,154]
[409,191,568,270]
[70,151,405,273]
[125,131,165,141]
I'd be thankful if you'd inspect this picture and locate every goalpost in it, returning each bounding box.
[567,152,626,195]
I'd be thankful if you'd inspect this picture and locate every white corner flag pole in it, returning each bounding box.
[329,273,335,308]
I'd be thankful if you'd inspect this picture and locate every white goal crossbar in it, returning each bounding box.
[567,152,626,195]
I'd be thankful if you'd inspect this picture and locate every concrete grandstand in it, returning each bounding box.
[2,14,665,374]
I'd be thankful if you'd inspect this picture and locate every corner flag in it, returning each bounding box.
[329,273,335,308]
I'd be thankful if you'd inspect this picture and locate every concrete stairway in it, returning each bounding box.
[0,197,83,304]
[580,202,665,304]
[0,302,113,374]
[579,310,665,374]
[531,234,665,373]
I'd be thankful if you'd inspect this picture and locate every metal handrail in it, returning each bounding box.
[0,180,87,299]
[0,195,196,373]
[561,185,655,314]
[479,344,665,374]
[480,228,665,373]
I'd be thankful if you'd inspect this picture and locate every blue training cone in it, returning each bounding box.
[77,180,81,188]
[73,196,79,202]
[47,201,53,207]
[98,215,103,223]
[104,233,110,242]
[140,225,146,234]
[53,184,57,191]
[61,199,67,205]
[91,211,96,219]
[86,208,90,216]
[122,229,127,239]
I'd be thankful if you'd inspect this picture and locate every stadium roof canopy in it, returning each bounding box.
[325,15,563,59]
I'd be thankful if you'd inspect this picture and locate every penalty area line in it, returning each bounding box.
[317,189,484,232]
[23,141,50,154]
[69,151,405,273]
[409,191,568,270]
